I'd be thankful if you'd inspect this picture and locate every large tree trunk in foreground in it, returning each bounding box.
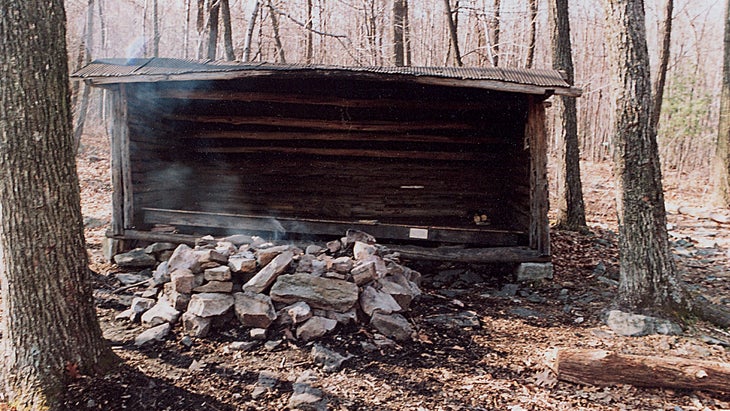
[712,0,730,206]
[549,0,587,231]
[602,0,688,314]
[0,1,116,409]
[556,349,730,393]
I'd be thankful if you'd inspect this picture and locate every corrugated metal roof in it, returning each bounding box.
[73,58,580,96]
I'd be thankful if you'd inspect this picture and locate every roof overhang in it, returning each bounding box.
[72,58,583,98]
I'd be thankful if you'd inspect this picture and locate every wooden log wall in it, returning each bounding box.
[123,77,533,245]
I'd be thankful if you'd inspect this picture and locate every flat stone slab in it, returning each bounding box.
[114,248,156,269]
[270,274,359,312]
[135,323,171,346]
[243,251,293,294]
[359,285,401,316]
[186,293,235,318]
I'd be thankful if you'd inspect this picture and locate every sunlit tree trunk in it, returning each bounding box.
[0,1,117,408]
[603,0,689,314]
[526,0,537,68]
[243,0,260,62]
[489,0,500,66]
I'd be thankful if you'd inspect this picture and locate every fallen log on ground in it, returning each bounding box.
[555,349,730,394]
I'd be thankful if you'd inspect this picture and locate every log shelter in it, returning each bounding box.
[73,58,581,263]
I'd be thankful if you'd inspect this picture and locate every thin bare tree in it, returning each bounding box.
[550,0,587,231]
[650,0,674,132]
[243,0,261,62]
[268,0,286,63]
[489,0,501,66]
[526,0,537,68]
[221,0,235,60]
[713,0,730,206]
[443,0,463,66]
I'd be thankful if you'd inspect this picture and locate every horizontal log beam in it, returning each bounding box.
[141,207,524,246]
[164,114,474,132]
[385,244,546,263]
[151,89,494,110]
[556,349,730,394]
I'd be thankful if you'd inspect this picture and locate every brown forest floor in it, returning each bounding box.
[47,131,730,409]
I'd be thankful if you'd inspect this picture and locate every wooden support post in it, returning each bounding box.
[556,349,730,394]
[107,85,126,236]
[527,97,550,256]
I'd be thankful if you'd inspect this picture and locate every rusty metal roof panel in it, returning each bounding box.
[73,58,578,95]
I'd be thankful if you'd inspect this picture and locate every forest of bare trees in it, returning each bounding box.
[64,0,726,195]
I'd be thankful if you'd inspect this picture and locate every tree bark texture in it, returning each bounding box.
[712,0,730,206]
[243,0,260,62]
[221,0,235,60]
[489,0,501,66]
[525,0,537,68]
[556,349,730,393]
[206,0,220,60]
[152,0,160,57]
[603,0,688,313]
[650,0,674,133]
[549,0,587,231]
[442,0,463,66]
[393,0,406,66]
[267,0,286,63]
[0,1,116,409]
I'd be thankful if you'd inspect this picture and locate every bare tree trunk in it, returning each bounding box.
[393,0,406,66]
[206,0,220,60]
[196,0,206,58]
[650,0,674,132]
[184,0,191,58]
[0,1,117,408]
[602,0,688,314]
[143,0,149,56]
[550,0,587,231]
[306,0,314,64]
[221,0,235,60]
[489,0,501,66]
[268,0,286,63]
[526,0,537,68]
[98,0,106,49]
[243,0,260,62]
[442,0,463,66]
[152,0,160,57]
[403,0,412,65]
[712,0,730,206]
[73,0,95,153]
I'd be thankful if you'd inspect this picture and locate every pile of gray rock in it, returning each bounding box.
[112,230,422,347]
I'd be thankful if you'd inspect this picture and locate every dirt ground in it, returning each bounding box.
[53,131,730,410]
